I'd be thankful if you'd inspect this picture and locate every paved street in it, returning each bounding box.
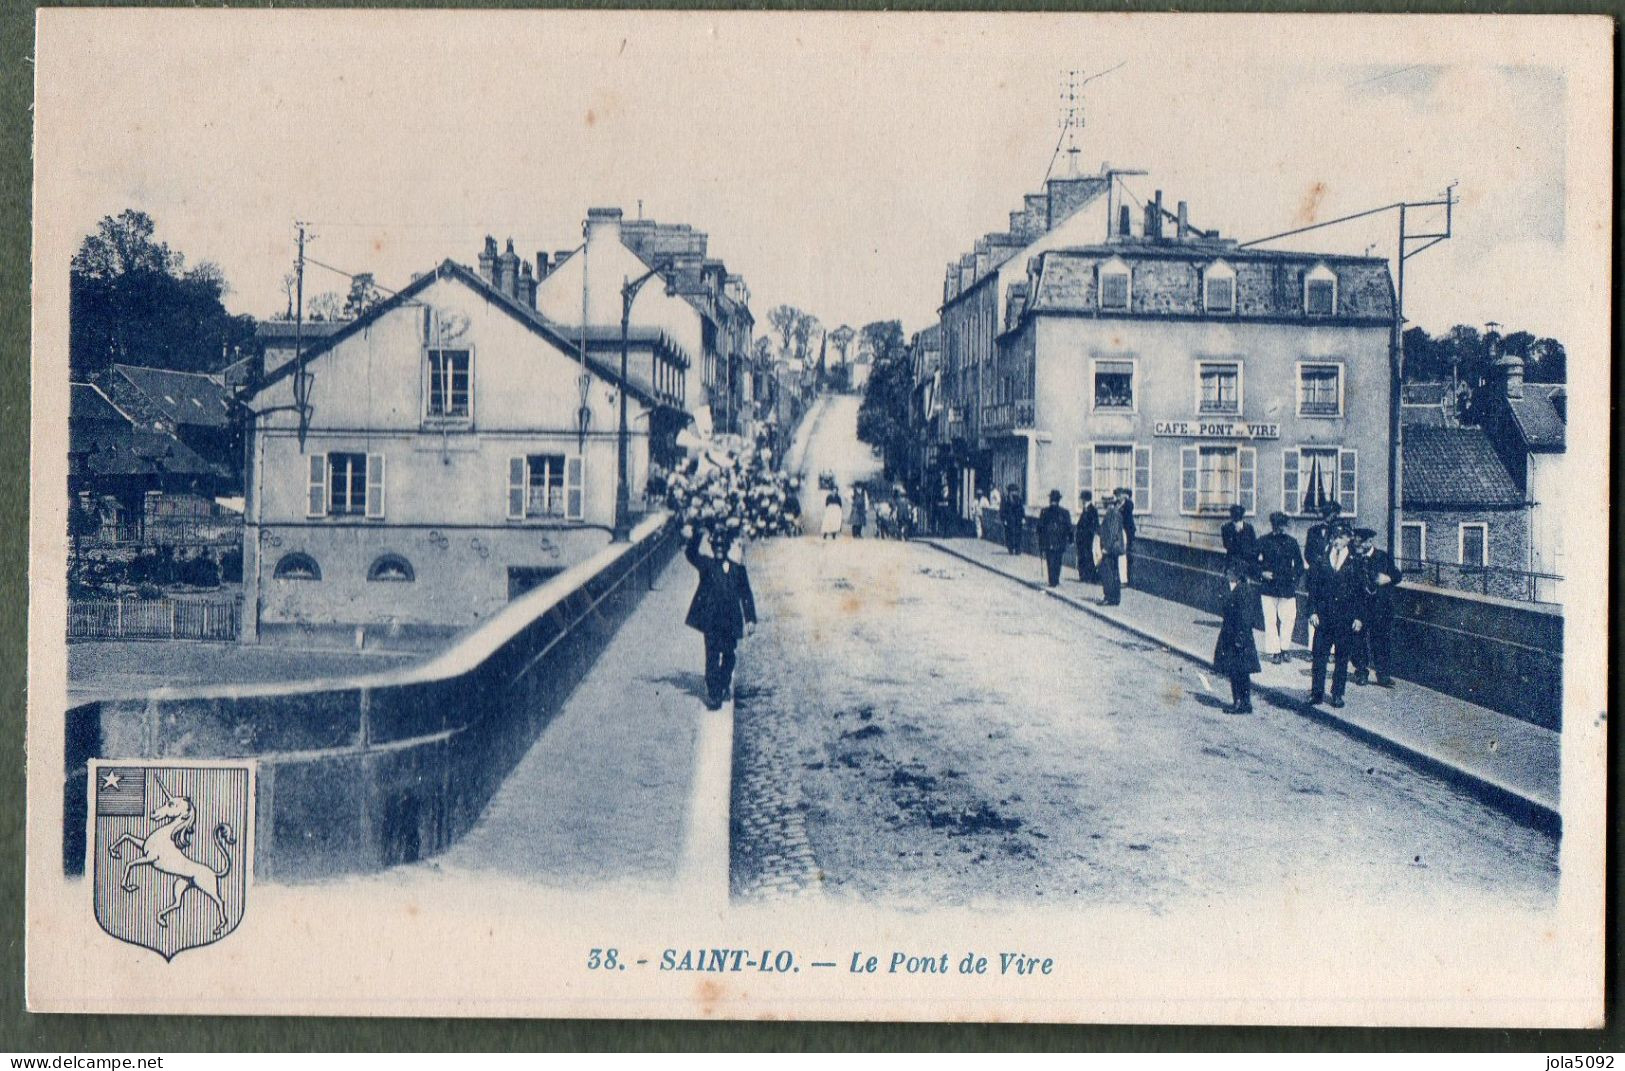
[729,395,1558,909]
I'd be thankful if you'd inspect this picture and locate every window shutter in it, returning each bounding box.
[1180,447,1199,515]
[565,454,586,521]
[365,453,386,519]
[307,455,327,518]
[1239,447,1257,515]
[1075,447,1092,505]
[507,456,527,521]
[1134,446,1152,516]
[1339,448,1358,518]
[1281,449,1300,516]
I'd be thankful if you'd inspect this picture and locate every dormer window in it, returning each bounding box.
[1098,258,1131,311]
[1204,260,1237,314]
[1304,264,1337,317]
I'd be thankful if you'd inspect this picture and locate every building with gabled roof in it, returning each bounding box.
[240,257,689,644]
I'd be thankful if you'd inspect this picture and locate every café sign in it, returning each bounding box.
[1153,420,1280,439]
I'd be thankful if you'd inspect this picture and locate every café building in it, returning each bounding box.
[984,225,1396,543]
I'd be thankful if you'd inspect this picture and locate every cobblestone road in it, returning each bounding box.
[729,399,1559,910]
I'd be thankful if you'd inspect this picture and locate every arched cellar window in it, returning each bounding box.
[273,552,321,581]
[367,553,415,582]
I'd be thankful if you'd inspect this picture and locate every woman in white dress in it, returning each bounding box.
[820,491,844,540]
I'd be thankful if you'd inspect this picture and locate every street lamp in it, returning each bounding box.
[614,259,677,542]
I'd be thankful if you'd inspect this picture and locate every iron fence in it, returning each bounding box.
[68,596,242,642]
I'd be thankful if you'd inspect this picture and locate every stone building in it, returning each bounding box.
[979,204,1395,540]
[241,258,686,645]
[533,208,754,439]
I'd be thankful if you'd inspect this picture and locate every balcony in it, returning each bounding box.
[982,400,1035,435]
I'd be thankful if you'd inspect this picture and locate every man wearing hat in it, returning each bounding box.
[1074,490,1099,585]
[1255,511,1305,664]
[1097,494,1126,606]
[1305,524,1363,708]
[1351,527,1403,686]
[683,525,758,711]
[1303,499,1343,570]
[999,482,1025,555]
[1220,503,1257,572]
[1035,489,1073,588]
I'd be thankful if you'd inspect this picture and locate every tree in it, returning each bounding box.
[767,305,804,358]
[855,320,913,479]
[793,316,822,363]
[828,324,855,367]
[343,272,385,319]
[305,292,346,321]
[69,210,256,376]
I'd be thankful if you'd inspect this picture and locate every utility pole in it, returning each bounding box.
[293,221,310,450]
[1238,186,1454,554]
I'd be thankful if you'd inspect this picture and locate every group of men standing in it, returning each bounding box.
[1028,487,1134,606]
[1219,500,1404,710]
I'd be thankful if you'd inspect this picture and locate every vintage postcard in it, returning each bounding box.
[26,10,1610,1024]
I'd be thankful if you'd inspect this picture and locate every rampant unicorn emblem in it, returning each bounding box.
[109,776,237,935]
[90,761,254,959]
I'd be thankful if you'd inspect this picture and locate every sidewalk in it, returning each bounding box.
[923,536,1560,834]
[439,553,731,897]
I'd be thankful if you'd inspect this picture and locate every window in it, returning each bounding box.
[1297,362,1344,417]
[1098,258,1131,311]
[1304,264,1337,316]
[1076,443,1152,516]
[1459,522,1488,567]
[309,452,384,519]
[507,454,586,521]
[425,348,472,421]
[368,554,415,582]
[1400,521,1426,564]
[1282,447,1357,518]
[273,552,321,581]
[1180,445,1256,515]
[1092,359,1135,411]
[1204,261,1236,313]
[1197,361,1242,415]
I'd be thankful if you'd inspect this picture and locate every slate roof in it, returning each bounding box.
[256,320,349,342]
[1402,426,1525,508]
[70,383,132,427]
[108,365,235,429]
[1029,245,1394,322]
[1504,385,1566,451]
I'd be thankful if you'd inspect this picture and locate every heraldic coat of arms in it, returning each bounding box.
[89,761,254,960]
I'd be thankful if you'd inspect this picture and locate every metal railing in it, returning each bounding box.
[68,596,242,642]
[1396,558,1562,606]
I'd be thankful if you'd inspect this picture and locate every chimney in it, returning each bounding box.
[584,206,624,251]
[1177,201,1189,240]
[1498,353,1526,400]
[1146,190,1164,240]
[1118,205,1132,238]
[535,251,549,282]
[497,238,520,298]
[477,236,498,285]
[519,261,536,308]
[555,249,575,267]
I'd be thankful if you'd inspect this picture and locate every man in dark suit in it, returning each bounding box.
[1097,495,1126,606]
[1351,527,1403,687]
[1000,483,1025,555]
[1214,560,1262,714]
[1074,490,1099,585]
[1303,499,1343,569]
[684,527,758,711]
[1115,487,1136,588]
[1306,525,1363,708]
[1220,504,1257,571]
[1035,490,1072,588]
